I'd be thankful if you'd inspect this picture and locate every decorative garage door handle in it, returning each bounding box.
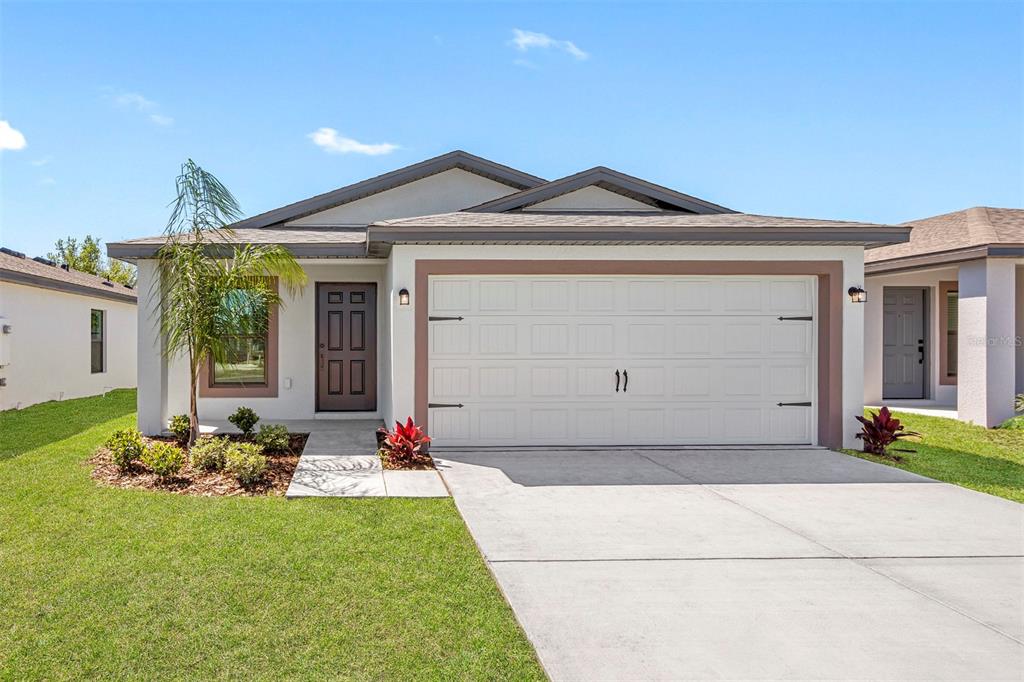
[622,370,628,393]
[428,402,464,408]
[428,316,464,321]
[777,316,813,321]
[777,402,812,407]
[615,370,620,392]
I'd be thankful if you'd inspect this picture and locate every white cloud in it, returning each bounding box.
[115,92,157,111]
[510,29,588,61]
[0,120,27,151]
[308,128,399,156]
[109,90,173,126]
[31,155,52,166]
[39,176,56,186]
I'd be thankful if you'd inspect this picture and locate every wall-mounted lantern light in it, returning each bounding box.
[848,286,867,303]
[398,288,410,306]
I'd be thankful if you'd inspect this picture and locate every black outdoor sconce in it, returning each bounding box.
[398,288,410,306]
[848,286,867,303]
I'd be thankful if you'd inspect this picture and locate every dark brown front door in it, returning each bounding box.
[317,283,377,411]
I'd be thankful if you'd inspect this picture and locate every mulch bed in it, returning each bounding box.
[89,433,308,497]
[379,456,436,471]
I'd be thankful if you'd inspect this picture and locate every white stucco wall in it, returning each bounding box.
[526,186,657,211]
[863,266,959,406]
[386,244,867,448]
[0,281,137,410]
[286,169,520,226]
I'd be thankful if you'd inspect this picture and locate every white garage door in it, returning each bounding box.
[427,275,816,447]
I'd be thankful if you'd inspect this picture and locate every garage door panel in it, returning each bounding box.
[428,275,816,446]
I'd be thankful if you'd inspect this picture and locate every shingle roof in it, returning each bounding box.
[0,249,137,303]
[374,211,891,229]
[866,207,1024,263]
[107,228,368,259]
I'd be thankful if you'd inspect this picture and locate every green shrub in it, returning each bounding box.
[142,441,185,480]
[225,442,268,485]
[997,415,1024,430]
[168,414,191,444]
[106,428,144,472]
[228,406,260,436]
[255,424,290,453]
[189,437,230,471]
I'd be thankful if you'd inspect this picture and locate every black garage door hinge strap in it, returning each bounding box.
[777,316,813,321]
[428,316,464,321]
[777,402,812,407]
[428,402,464,409]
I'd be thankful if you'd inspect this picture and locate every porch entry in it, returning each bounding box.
[882,287,927,399]
[316,283,377,411]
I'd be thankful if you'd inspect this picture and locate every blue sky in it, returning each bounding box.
[1,1,1021,258]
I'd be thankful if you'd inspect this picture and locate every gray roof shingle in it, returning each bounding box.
[0,249,137,302]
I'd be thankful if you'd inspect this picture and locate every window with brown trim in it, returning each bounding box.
[90,309,105,374]
[939,281,958,385]
[198,281,279,398]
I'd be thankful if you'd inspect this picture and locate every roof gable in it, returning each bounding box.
[463,166,736,214]
[232,150,546,229]
[866,206,1024,265]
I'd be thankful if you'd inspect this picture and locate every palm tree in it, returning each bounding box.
[157,160,306,445]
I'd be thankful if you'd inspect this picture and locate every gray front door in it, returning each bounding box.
[883,287,926,399]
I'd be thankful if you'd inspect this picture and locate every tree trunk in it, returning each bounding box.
[188,349,199,447]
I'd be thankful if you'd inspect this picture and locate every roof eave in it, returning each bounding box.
[0,269,137,303]
[865,244,1024,275]
[107,241,369,260]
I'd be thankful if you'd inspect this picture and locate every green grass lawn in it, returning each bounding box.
[0,390,544,680]
[845,409,1024,503]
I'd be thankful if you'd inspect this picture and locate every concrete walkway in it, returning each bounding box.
[436,447,1023,681]
[201,419,447,498]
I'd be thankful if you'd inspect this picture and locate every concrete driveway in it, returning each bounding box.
[435,448,1023,681]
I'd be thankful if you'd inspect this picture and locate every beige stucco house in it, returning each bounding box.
[864,207,1024,427]
[110,151,909,449]
[0,248,137,410]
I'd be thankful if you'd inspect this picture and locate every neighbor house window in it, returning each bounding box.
[939,282,958,385]
[90,309,105,373]
[210,290,269,387]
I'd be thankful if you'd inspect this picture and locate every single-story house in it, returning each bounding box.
[864,207,1024,427]
[0,247,137,410]
[110,151,909,448]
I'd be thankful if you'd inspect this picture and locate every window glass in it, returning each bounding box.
[945,292,958,378]
[211,289,269,386]
[90,309,105,373]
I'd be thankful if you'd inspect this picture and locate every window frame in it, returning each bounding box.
[939,281,958,385]
[198,281,279,398]
[90,309,105,374]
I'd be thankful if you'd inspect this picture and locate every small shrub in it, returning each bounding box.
[106,428,144,472]
[378,417,432,468]
[189,437,230,471]
[255,424,290,453]
[228,406,260,437]
[225,442,268,485]
[997,415,1024,430]
[168,414,191,444]
[142,441,185,480]
[856,407,920,458]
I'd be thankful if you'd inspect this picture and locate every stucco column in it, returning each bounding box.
[135,260,167,435]
[957,258,1016,427]
[862,279,885,406]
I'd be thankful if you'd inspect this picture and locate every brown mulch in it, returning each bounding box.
[379,455,436,471]
[89,433,308,497]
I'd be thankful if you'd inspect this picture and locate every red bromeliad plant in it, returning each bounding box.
[378,418,432,468]
[856,407,920,459]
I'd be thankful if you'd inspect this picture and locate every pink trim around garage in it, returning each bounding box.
[414,260,845,448]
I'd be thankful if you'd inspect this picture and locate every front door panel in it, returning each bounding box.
[882,287,926,399]
[317,283,377,411]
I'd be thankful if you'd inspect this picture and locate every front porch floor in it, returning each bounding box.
[199,418,449,498]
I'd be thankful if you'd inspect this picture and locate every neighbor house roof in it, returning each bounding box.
[0,248,137,303]
[230,150,547,230]
[464,166,736,214]
[865,207,1024,274]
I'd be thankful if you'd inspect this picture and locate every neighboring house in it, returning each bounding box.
[110,151,908,448]
[864,207,1024,428]
[0,248,137,411]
